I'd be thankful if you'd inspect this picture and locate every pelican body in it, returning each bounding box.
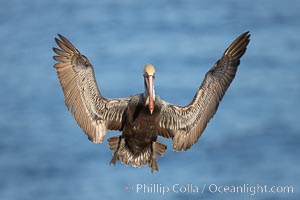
[53,32,250,172]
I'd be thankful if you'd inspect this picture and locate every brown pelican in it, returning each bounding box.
[53,32,250,172]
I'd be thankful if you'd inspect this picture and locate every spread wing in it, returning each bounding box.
[53,34,131,143]
[159,32,250,151]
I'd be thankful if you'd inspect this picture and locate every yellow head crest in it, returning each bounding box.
[144,64,156,76]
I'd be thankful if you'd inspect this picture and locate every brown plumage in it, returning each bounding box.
[53,32,250,172]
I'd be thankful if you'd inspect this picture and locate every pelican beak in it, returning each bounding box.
[144,64,156,114]
[147,75,155,114]
[145,75,154,114]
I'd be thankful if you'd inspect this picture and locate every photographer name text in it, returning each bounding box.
[126,183,294,196]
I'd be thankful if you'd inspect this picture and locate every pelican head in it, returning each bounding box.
[143,64,156,114]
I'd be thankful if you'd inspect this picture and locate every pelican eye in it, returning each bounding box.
[143,73,155,79]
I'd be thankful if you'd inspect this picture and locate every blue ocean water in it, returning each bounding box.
[0,0,299,199]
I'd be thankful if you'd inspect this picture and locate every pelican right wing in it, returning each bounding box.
[159,32,250,151]
[53,34,130,143]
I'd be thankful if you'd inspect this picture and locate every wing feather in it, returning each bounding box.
[53,34,130,143]
[159,32,250,151]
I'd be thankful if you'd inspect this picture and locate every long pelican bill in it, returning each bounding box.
[144,64,156,114]
[148,75,155,114]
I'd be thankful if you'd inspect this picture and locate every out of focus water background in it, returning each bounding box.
[1,0,299,199]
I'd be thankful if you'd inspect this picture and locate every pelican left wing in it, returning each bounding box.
[159,32,250,151]
[53,34,130,143]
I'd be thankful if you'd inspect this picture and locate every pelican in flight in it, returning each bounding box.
[53,32,250,172]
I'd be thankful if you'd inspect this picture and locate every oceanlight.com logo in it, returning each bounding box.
[125,183,294,196]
